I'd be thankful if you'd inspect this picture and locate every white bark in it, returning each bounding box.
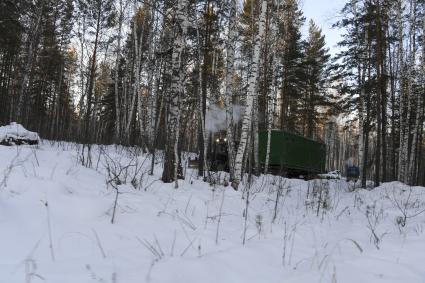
[224,0,237,180]
[408,7,423,184]
[232,0,268,189]
[137,7,151,150]
[407,0,418,184]
[265,2,280,174]
[358,64,366,175]
[16,1,44,122]
[162,0,188,184]
[147,6,159,149]
[253,91,259,174]
[114,0,127,144]
[173,0,188,188]
[264,84,275,174]
[397,0,407,181]
[126,3,144,142]
[196,22,208,177]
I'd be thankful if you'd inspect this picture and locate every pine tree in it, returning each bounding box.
[301,20,331,139]
[276,0,305,132]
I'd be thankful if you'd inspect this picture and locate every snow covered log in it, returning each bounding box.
[0,122,40,146]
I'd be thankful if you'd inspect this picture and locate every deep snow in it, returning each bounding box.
[0,142,424,283]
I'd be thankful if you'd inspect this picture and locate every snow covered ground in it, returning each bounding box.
[1,142,424,283]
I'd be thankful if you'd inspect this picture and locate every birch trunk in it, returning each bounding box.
[162,0,188,184]
[126,4,144,144]
[353,0,367,180]
[397,0,407,182]
[196,23,208,178]
[114,0,126,144]
[388,36,397,180]
[224,0,237,181]
[407,0,419,184]
[50,63,64,140]
[264,63,277,174]
[408,11,425,185]
[358,65,366,173]
[374,0,384,187]
[146,3,158,150]
[362,28,373,188]
[85,2,102,145]
[16,1,44,122]
[232,0,267,190]
[137,7,151,151]
[252,91,260,176]
[265,2,280,174]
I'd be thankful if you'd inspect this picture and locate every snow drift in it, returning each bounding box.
[0,142,424,283]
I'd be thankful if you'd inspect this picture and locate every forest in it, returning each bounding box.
[0,0,424,188]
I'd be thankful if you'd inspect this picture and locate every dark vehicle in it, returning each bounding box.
[346,165,360,182]
[258,130,326,178]
[187,132,229,171]
[208,133,229,171]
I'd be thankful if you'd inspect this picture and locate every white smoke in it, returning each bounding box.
[205,104,244,133]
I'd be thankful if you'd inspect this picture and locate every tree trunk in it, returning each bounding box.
[374,0,383,187]
[126,4,144,144]
[16,1,44,123]
[85,2,102,145]
[162,0,188,184]
[232,0,267,190]
[407,0,419,184]
[114,0,125,144]
[224,0,237,181]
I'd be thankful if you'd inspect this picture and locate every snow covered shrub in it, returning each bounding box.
[384,185,425,232]
[306,180,331,217]
[101,147,148,190]
[272,178,290,223]
[395,216,406,228]
[255,214,263,237]
[0,147,26,190]
[365,201,385,249]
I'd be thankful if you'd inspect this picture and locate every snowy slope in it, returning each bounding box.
[0,142,424,283]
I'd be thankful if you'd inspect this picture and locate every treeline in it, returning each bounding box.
[0,0,75,140]
[334,0,425,187]
[0,0,424,187]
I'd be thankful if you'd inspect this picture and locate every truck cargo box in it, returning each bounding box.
[258,130,325,175]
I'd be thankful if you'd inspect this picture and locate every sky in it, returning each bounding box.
[300,0,347,55]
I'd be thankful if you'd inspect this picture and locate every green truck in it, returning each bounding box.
[207,129,326,178]
[258,129,326,177]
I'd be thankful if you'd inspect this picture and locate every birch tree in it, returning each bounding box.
[114,0,128,144]
[162,0,188,185]
[398,0,409,182]
[126,4,145,144]
[408,1,424,184]
[232,0,268,190]
[15,0,44,123]
[224,0,237,180]
[264,0,280,174]
[406,0,419,184]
